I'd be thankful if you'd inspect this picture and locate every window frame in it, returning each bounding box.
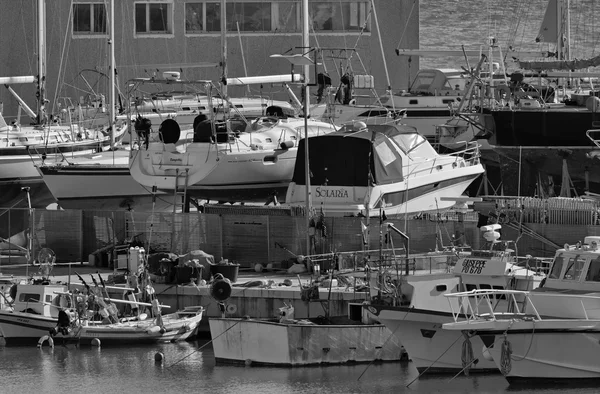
[72,2,108,38]
[183,1,371,36]
[134,1,175,38]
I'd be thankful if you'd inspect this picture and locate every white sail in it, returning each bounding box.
[536,0,559,43]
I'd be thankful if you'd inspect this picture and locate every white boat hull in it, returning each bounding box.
[484,324,600,383]
[0,311,58,343]
[39,151,171,211]
[209,317,405,366]
[0,307,203,345]
[373,307,497,373]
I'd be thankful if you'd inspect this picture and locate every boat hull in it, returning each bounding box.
[371,306,497,373]
[0,308,203,346]
[0,311,58,344]
[486,329,600,382]
[39,162,171,211]
[209,317,405,366]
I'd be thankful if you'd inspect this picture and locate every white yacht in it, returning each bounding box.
[443,236,600,384]
[286,121,484,217]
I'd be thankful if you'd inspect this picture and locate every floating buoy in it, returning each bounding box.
[155,352,165,363]
[91,338,101,347]
[37,335,54,349]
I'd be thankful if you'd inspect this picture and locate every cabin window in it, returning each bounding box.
[564,255,586,281]
[18,293,41,303]
[135,2,173,35]
[492,285,506,300]
[548,254,566,279]
[585,257,600,282]
[73,3,107,36]
[465,284,477,292]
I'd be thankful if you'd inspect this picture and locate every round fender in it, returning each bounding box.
[226,303,238,314]
[159,118,181,144]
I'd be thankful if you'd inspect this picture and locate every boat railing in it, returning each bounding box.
[445,289,600,323]
[445,289,541,323]
[586,129,600,149]
[445,140,481,164]
[407,141,481,178]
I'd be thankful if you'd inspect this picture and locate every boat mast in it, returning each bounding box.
[302,0,311,257]
[220,0,229,119]
[36,0,46,125]
[109,0,115,149]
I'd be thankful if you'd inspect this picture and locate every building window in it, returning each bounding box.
[73,3,107,35]
[310,1,370,32]
[185,1,369,34]
[185,3,204,33]
[135,2,172,34]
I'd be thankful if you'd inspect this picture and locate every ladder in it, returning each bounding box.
[171,168,189,252]
[173,168,190,214]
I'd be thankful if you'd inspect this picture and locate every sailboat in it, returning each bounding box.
[438,0,600,197]
[127,0,338,206]
[0,0,127,209]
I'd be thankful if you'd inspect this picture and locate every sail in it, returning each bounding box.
[518,54,600,71]
[536,0,558,43]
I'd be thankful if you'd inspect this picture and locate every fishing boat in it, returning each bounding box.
[285,121,484,217]
[442,235,600,384]
[0,257,203,346]
[209,301,404,366]
[1,0,127,209]
[364,224,546,374]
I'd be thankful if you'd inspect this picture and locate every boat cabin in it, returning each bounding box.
[10,284,70,318]
[538,236,600,292]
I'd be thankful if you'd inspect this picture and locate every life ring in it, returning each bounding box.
[226,303,238,314]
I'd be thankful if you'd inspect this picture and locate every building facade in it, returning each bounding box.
[0,0,419,118]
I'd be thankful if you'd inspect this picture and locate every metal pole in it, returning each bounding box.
[109,0,115,149]
[37,0,46,125]
[302,0,311,257]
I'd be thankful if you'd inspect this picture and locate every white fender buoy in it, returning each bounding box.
[483,231,501,242]
[254,263,264,273]
[147,326,162,334]
[245,359,253,366]
[37,335,54,349]
[155,352,165,363]
[480,224,501,232]
[482,345,493,361]
[91,338,101,347]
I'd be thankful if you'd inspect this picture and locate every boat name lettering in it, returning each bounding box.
[461,259,486,274]
[168,157,183,163]
[315,187,349,198]
[16,318,30,323]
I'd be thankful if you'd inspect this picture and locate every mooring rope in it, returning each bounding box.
[164,318,243,371]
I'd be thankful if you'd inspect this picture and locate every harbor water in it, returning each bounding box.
[1,340,597,394]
